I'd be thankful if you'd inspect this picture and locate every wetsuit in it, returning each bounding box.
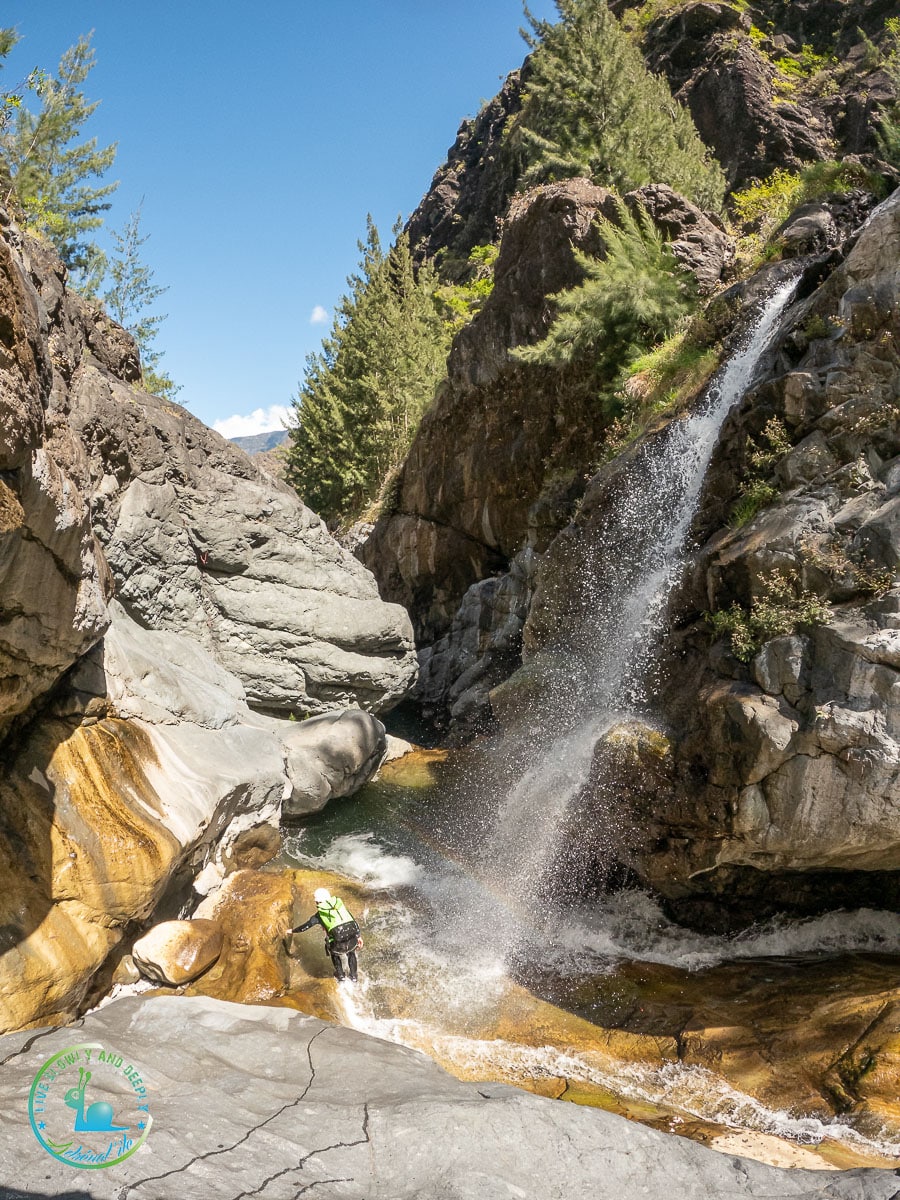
[292,901,360,981]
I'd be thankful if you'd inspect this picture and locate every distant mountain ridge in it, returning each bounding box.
[230,429,288,454]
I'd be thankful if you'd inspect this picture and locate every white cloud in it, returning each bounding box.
[213,404,292,439]
[310,305,329,325]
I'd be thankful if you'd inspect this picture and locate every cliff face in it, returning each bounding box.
[406,0,898,275]
[0,215,416,729]
[406,68,528,276]
[0,216,415,1032]
[360,4,900,918]
[364,177,734,723]
[504,190,900,923]
[611,0,898,190]
[0,219,112,742]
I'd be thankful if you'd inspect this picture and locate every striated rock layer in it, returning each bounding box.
[0,606,388,1034]
[0,210,414,1033]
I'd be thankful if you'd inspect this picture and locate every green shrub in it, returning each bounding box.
[802,313,832,341]
[877,18,900,169]
[726,417,791,528]
[706,572,832,662]
[434,243,499,331]
[731,161,883,267]
[617,317,720,419]
[728,479,778,528]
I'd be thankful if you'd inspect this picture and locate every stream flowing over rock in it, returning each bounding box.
[1,994,898,1199]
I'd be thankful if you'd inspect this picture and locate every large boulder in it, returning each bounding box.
[0,994,897,1198]
[282,709,387,818]
[70,379,416,718]
[132,919,224,985]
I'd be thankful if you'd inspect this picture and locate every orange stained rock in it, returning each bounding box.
[188,869,297,1006]
[0,719,184,1034]
[47,721,180,921]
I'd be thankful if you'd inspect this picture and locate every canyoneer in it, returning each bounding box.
[289,887,362,982]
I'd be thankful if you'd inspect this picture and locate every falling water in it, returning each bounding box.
[476,278,800,924]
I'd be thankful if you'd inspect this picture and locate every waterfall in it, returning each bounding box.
[473,279,800,933]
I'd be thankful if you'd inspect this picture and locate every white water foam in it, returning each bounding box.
[332,990,900,1160]
[288,831,423,890]
[558,891,900,971]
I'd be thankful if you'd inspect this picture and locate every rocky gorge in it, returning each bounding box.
[1,1,900,1196]
[0,209,416,1033]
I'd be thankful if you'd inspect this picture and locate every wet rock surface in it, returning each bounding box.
[1,993,898,1199]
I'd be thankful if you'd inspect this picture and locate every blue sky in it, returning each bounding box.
[3,1,558,435]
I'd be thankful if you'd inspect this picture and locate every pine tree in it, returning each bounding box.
[103,204,179,402]
[514,199,696,412]
[518,0,726,212]
[1,34,117,286]
[285,220,451,525]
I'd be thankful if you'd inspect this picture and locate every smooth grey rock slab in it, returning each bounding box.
[0,995,897,1200]
[69,379,417,717]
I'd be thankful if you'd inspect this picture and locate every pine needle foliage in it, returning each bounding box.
[285,220,452,526]
[1,34,117,287]
[104,204,179,402]
[876,18,900,170]
[518,0,726,211]
[513,199,697,414]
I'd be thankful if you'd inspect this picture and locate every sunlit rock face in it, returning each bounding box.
[0,206,416,734]
[67,362,416,719]
[0,608,389,1034]
[132,919,225,986]
[0,219,112,741]
[610,0,896,191]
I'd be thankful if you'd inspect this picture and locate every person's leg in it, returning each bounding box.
[347,950,358,981]
[330,949,345,980]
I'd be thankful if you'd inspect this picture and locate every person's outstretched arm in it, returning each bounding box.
[291,913,322,934]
